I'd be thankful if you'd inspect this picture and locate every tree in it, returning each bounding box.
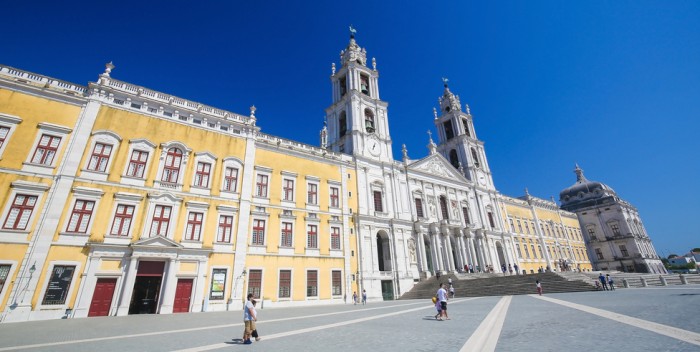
[692,248,700,253]
[668,254,679,259]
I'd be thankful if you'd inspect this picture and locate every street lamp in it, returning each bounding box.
[29,263,36,275]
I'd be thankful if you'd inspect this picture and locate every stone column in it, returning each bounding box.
[444,233,456,273]
[116,256,138,316]
[417,233,428,274]
[158,259,178,314]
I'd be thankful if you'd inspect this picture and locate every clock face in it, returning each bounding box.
[366,139,381,156]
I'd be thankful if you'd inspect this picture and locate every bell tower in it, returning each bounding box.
[325,28,392,161]
[434,79,496,190]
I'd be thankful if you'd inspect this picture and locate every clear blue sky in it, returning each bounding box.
[3,1,698,255]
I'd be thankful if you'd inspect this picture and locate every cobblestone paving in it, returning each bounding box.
[1,286,699,352]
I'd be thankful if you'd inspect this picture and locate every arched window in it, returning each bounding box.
[339,111,347,137]
[364,109,375,133]
[471,148,480,168]
[161,147,183,183]
[360,74,370,95]
[449,149,459,169]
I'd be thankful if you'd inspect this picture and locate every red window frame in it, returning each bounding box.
[150,205,171,237]
[31,134,61,165]
[87,142,113,172]
[252,219,265,245]
[217,215,233,243]
[2,194,38,230]
[247,269,262,298]
[307,224,318,248]
[373,191,383,212]
[185,212,203,241]
[307,183,317,205]
[279,270,291,298]
[126,150,148,178]
[223,167,238,192]
[110,204,134,236]
[307,270,317,297]
[161,148,183,183]
[0,126,9,149]
[66,200,95,233]
[283,179,294,201]
[331,227,340,250]
[256,174,268,198]
[194,162,211,188]
[330,187,339,208]
[281,222,293,247]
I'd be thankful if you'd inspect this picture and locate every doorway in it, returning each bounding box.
[173,279,193,313]
[88,278,117,317]
[380,280,394,301]
[129,261,164,315]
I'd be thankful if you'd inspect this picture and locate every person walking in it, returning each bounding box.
[514,264,519,275]
[536,280,543,296]
[362,289,367,305]
[598,273,609,291]
[436,283,449,321]
[242,293,256,345]
[607,274,615,290]
[250,299,261,342]
[352,291,357,305]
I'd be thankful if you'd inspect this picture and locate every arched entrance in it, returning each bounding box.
[495,242,506,271]
[376,231,394,300]
[423,235,433,273]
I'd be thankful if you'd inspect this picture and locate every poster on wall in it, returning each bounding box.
[210,268,226,300]
[42,265,76,305]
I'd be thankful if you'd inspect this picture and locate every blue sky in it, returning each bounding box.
[3,1,698,255]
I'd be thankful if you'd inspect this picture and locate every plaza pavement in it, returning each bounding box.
[1,285,699,352]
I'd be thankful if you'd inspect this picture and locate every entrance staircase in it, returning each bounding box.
[399,272,596,300]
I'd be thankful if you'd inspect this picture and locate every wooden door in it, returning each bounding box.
[88,278,117,317]
[173,279,193,313]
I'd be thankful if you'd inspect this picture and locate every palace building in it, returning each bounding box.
[0,33,597,322]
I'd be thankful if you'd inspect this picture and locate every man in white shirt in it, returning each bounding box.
[436,283,449,321]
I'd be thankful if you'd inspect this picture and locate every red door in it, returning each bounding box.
[173,279,193,313]
[88,278,117,317]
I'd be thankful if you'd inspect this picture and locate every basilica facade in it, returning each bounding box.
[0,34,597,322]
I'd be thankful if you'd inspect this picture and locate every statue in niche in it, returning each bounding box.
[408,238,417,263]
[428,198,436,217]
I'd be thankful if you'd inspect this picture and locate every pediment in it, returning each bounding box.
[407,153,467,182]
[131,235,183,248]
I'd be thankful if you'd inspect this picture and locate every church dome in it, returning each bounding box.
[559,164,617,207]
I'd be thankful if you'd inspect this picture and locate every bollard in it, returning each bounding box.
[622,278,629,288]
[680,274,687,285]
[659,276,667,286]
[640,277,647,287]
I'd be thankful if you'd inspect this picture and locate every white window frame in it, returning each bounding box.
[304,213,320,256]
[141,193,182,240]
[190,151,217,196]
[0,181,50,243]
[214,205,237,247]
[121,139,156,187]
[181,201,209,247]
[154,141,192,191]
[280,171,298,207]
[249,206,270,254]
[328,180,342,212]
[0,113,22,160]
[305,176,320,211]
[0,261,18,307]
[220,157,243,199]
[104,192,143,244]
[58,187,104,244]
[22,122,72,174]
[253,166,272,204]
[278,209,296,256]
[305,268,319,300]
[277,268,293,301]
[330,269,343,298]
[81,130,122,181]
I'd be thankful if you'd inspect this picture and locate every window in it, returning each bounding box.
[360,74,370,95]
[252,219,265,245]
[610,223,621,236]
[247,269,262,298]
[31,134,61,165]
[209,268,227,300]
[339,76,347,97]
[531,243,537,258]
[509,219,515,232]
[184,212,203,241]
[462,207,470,224]
[364,109,375,133]
[222,167,238,192]
[283,179,295,201]
[619,245,629,257]
[279,270,291,298]
[217,215,233,243]
[415,198,424,218]
[0,114,21,158]
[149,205,171,237]
[331,227,341,250]
[517,220,523,233]
[595,248,604,260]
[193,162,211,188]
[110,204,134,236]
[373,191,383,212]
[330,187,339,208]
[524,241,530,258]
[161,148,183,183]
[587,226,596,237]
[307,225,318,248]
[471,148,480,168]
[444,121,454,140]
[66,200,95,233]
[2,194,37,230]
[307,183,318,205]
[0,126,9,149]
[41,265,76,305]
[87,143,113,172]
[280,222,293,247]
[126,150,149,178]
[538,245,543,258]
[525,222,531,234]
[307,270,318,297]
[487,212,495,228]
[462,118,471,137]
[339,112,347,137]
[332,270,342,295]
[516,242,522,258]
[449,149,459,168]
[256,174,268,198]
[0,264,10,295]
[439,196,449,220]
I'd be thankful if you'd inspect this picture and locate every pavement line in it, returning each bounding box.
[173,298,481,352]
[534,295,700,347]
[0,299,470,351]
[459,296,512,352]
